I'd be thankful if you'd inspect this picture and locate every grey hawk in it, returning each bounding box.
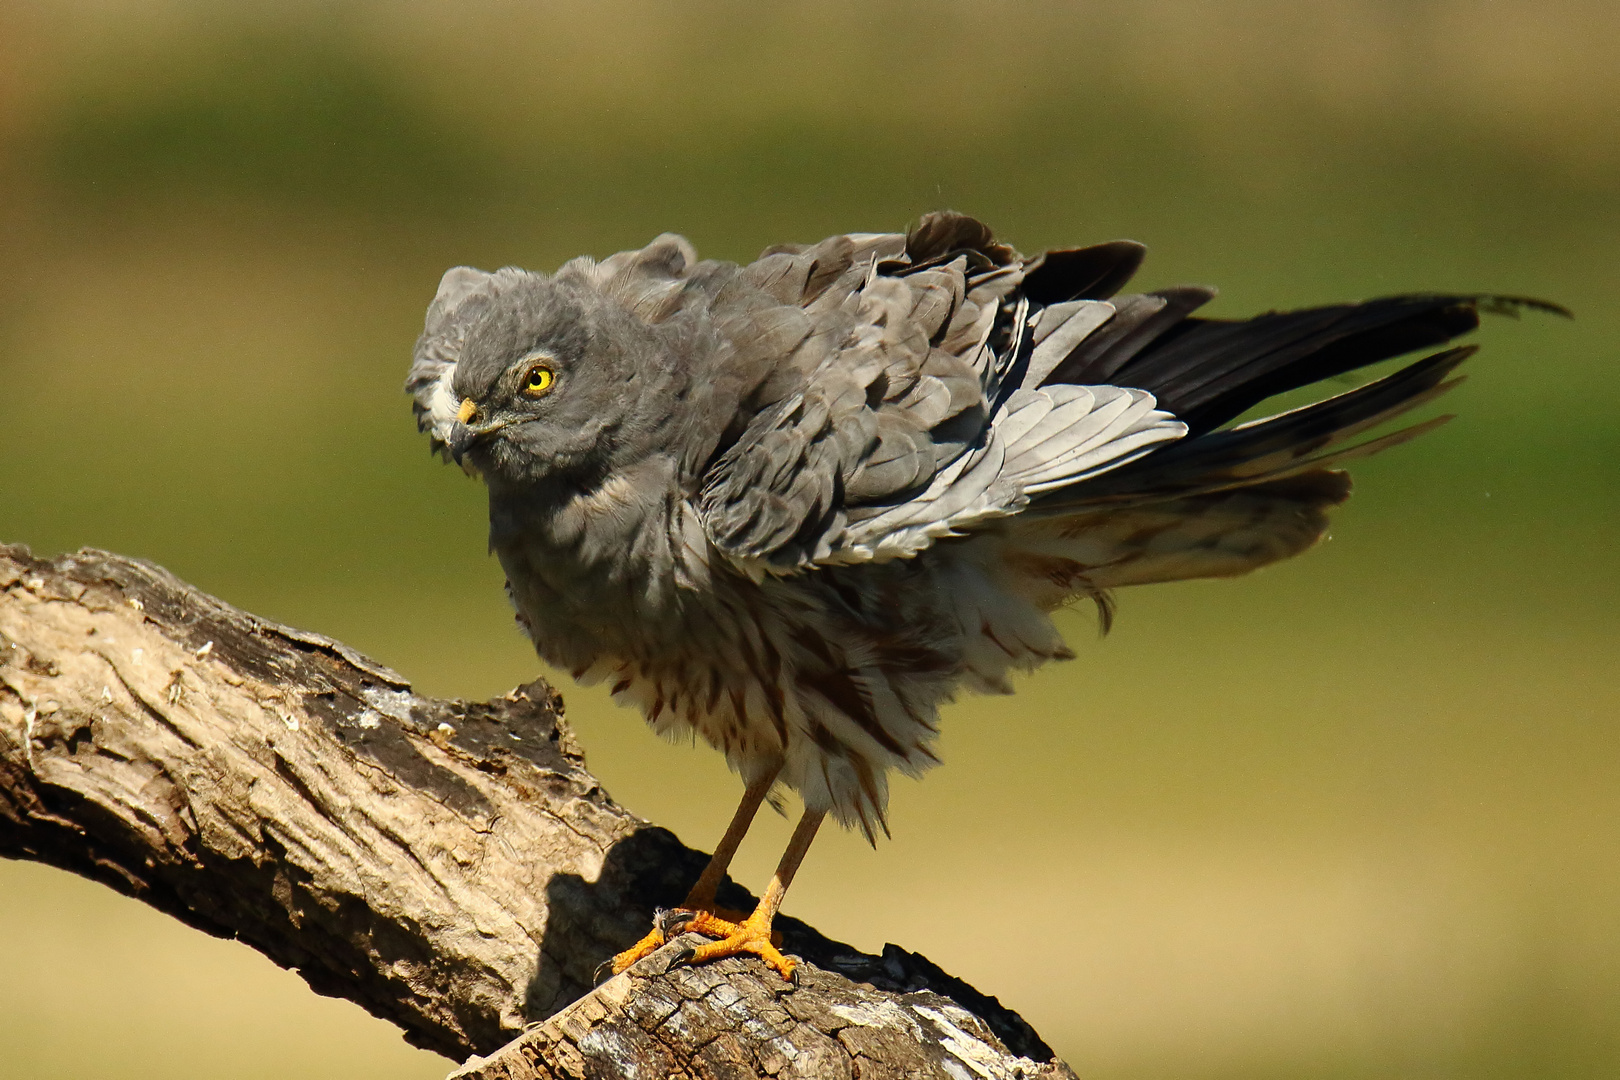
[407,212,1559,980]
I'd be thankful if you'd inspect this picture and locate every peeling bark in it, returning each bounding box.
[456,940,1076,1080]
[0,544,1072,1078]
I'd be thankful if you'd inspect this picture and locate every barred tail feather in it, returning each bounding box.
[1003,470,1353,605]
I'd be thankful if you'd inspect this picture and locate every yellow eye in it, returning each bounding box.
[522,364,555,396]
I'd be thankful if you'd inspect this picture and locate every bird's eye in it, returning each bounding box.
[522,364,555,396]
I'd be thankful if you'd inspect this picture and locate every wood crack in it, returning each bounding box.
[99,657,204,749]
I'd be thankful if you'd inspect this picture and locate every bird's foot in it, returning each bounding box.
[672,907,797,983]
[605,906,761,978]
[604,924,669,979]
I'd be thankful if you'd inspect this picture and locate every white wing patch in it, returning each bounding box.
[833,437,1013,564]
[999,385,1185,493]
[1025,300,1116,388]
[821,385,1184,567]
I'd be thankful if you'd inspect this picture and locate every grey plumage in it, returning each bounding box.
[407,212,1555,840]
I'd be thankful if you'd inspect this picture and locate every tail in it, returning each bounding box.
[1005,288,1566,595]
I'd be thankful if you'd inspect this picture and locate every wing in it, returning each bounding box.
[410,214,1557,590]
[695,213,1186,575]
[995,291,1560,604]
[694,212,1561,579]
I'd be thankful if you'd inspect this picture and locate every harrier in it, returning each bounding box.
[407,213,1556,980]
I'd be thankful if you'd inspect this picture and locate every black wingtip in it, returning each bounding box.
[1411,343,1480,377]
[1023,240,1148,304]
[1474,294,1574,320]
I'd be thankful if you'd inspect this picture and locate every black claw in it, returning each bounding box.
[665,946,696,974]
[592,957,616,985]
[659,908,696,935]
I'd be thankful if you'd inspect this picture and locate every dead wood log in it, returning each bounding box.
[0,543,1075,1079]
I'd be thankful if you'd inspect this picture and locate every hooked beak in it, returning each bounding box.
[447,422,475,465]
[447,399,502,466]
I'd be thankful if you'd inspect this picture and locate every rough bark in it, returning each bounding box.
[0,543,1073,1079]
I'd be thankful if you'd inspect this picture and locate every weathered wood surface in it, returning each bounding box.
[0,544,1073,1078]
[454,937,1076,1080]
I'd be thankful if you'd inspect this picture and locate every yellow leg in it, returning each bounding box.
[680,807,825,982]
[607,767,779,976]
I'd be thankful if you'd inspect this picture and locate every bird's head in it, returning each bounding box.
[444,270,686,490]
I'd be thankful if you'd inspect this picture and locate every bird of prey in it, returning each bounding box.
[407,212,1556,982]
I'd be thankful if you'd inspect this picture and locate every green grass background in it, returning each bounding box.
[0,3,1616,1077]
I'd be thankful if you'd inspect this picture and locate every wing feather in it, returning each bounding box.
[410,214,1542,593]
[696,214,1200,574]
[1025,300,1116,388]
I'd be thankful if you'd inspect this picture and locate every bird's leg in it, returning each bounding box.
[679,769,778,918]
[678,806,825,982]
[607,767,779,976]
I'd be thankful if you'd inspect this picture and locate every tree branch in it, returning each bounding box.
[0,543,1073,1079]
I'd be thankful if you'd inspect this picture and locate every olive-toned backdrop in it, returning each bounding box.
[1,3,1616,1078]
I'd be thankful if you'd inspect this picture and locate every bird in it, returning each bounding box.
[406,212,1560,983]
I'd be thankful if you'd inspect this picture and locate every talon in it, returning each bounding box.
[684,915,797,982]
[607,905,752,978]
[616,811,822,985]
[659,907,696,935]
[607,925,668,976]
[666,945,696,973]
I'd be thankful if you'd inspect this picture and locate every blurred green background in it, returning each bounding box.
[1,2,1616,1077]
